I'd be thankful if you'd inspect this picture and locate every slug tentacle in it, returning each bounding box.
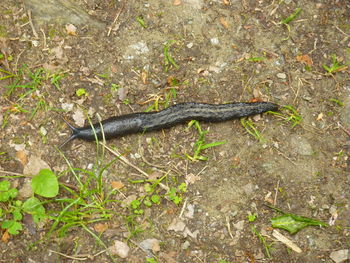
[59,118,79,148]
[62,101,278,146]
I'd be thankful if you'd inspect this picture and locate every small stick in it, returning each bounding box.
[338,123,350,137]
[27,10,39,39]
[273,179,280,206]
[49,250,87,261]
[100,142,169,191]
[333,24,350,37]
[179,197,188,219]
[107,1,125,36]
[226,216,234,240]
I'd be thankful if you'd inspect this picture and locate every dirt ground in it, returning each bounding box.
[0,0,349,262]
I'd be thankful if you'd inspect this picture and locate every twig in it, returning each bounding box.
[40,28,47,50]
[338,123,350,137]
[107,1,125,36]
[273,179,280,206]
[225,215,234,240]
[48,250,87,261]
[179,197,188,219]
[272,230,302,253]
[272,146,297,166]
[333,24,350,37]
[100,142,169,191]
[49,249,107,261]
[27,10,39,39]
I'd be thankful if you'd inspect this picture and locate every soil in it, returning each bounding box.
[0,0,350,262]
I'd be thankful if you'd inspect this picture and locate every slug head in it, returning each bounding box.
[59,118,79,148]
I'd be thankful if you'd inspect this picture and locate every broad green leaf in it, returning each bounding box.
[12,210,22,221]
[271,214,327,234]
[23,197,46,223]
[151,195,161,205]
[2,220,23,235]
[31,169,59,197]
[0,180,10,191]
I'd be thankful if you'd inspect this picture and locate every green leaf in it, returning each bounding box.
[23,197,46,223]
[151,195,161,205]
[76,88,87,97]
[130,199,141,209]
[31,169,59,197]
[271,214,327,234]
[0,180,10,191]
[2,220,23,235]
[12,210,22,221]
[281,8,302,24]
[143,197,152,207]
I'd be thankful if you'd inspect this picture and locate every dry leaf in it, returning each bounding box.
[296,54,313,66]
[65,24,77,35]
[141,70,147,84]
[223,0,230,5]
[219,17,229,29]
[185,173,201,184]
[16,150,28,166]
[94,223,108,233]
[316,112,324,121]
[1,230,10,243]
[173,0,182,6]
[111,181,125,190]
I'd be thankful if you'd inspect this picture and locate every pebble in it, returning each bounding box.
[109,240,130,259]
[330,249,349,263]
[277,72,287,79]
[187,42,194,48]
[290,135,314,156]
[139,239,161,253]
[233,220,244,230]
[210,37,219,45]
[23,155,51,175]
[182,240,190,250]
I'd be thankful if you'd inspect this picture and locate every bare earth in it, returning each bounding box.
[0,0,349,262]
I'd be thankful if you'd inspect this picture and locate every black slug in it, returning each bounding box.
[62,102,278,146]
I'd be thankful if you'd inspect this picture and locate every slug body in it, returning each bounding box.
[63,102,278,145]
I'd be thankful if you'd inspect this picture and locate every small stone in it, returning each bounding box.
[330,249,349,263]
[182,240,190,250]
[109,240,130,258]
[210,37,219,45]
[167,218,186,232]
[40,126,47,136]
[277,72,287,79]
[233,220,244,230]
[18,178,33,199]
[139,239,161,253]
[23,156,51,175]
[61,102,74,112]
[187,42,193,48]
[290,135,313,156]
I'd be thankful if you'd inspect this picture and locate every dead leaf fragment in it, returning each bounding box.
[272,230,302,253]
[185,173,201,184]
[141,70,147,84]
[296,54,313,66]
[94,223,108,233]
[16,150,28,166]
[316,112,324,121]
[173,0,182,6]
[1,230,10,243]
[111,181,125,190]
[219,17,229,29]
[167,218,186,232]
[65,24,77,35]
